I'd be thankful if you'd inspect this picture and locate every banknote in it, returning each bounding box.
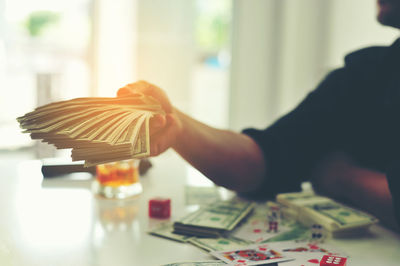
[189,236,251,252]
[300,201,378,231]
[276,192,378,233]
[233,218,291,243]
[232,203,291,243]
[260,222,310,243]
[148,222,194,243]
[17,94,163,166]
[173,198,255,237]
[276,192,328,210]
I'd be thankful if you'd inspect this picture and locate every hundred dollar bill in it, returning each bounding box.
[260,222,310,243]
[173,198,255,237]
[189,236,251,252]
[161,261,226,266]
[148,222,194,243]
[276,192,328,210]
[300,200,378,232]
[277,192,378,232]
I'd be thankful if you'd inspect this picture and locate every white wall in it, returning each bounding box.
[93,0,137,97]
[229,0,399,131]
[229,0,281,130]
[327,0,399,67]
[275,0,332,118]
[136,0,195,112]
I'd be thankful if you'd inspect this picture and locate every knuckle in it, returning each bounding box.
[150,142,160,156]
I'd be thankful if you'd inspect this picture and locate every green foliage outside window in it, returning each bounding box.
[195,0,231,52]
[25,11,60,37]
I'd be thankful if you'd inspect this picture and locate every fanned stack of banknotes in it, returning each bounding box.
[17,93,164,167]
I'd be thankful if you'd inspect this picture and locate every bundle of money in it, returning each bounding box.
[148,222,194,243]
[17,93,164,166]
[173,199,255,238]
[276,192,378,233]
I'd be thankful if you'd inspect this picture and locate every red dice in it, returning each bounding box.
[149,198,171,218]
[320,255,347,266]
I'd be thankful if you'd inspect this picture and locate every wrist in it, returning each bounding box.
[170,107,185,150]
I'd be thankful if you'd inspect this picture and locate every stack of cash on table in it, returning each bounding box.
[151,196,354,266]
[173,198,255,238]
[17,94,164,166]
[276,191,378,234]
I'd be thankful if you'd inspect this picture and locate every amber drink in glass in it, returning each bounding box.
[93,159,142,199]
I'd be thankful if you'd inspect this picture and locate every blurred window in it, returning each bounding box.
[191,0,232,128]
[0,0,93,156]
[0,0,233,161]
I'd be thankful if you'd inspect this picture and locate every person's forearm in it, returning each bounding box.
[311,152,399,231]
[171,109,266,193]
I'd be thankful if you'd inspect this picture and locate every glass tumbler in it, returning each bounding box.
[92,159,142,199]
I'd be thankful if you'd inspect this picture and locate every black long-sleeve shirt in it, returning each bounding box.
[243,38,400,222]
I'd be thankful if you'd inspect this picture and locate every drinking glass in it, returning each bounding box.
[92,159,142,199]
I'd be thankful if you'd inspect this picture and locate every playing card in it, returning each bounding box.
[233,217,290,243]
[267,240,348,266]
[210,243,293,265]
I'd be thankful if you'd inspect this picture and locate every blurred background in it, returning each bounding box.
[0,0,398,161]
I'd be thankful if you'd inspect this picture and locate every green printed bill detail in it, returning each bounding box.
[147,222,194,243]
[303,201,378,228]
[174,199,255,235]
[277,192,329,209]
[189,236,252,252]
[161,261,226,266]
[277,192,378,232]
[260,222,310,243]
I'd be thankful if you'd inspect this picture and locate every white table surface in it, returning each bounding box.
[0,151,400,266]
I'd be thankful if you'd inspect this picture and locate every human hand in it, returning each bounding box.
[117,81,182,156]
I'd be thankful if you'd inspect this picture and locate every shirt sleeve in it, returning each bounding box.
[242,67,355,199]
[386,161,400,226]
